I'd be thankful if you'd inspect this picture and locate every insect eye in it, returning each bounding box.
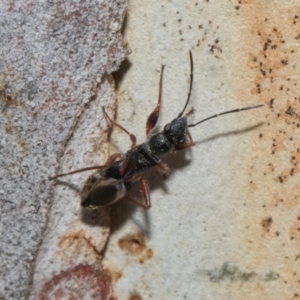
[164,123,171,134]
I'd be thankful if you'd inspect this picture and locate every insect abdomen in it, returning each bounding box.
[81,173,126,209]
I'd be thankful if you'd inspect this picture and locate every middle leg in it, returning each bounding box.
[125,175,151,209]
[102,107,137,148]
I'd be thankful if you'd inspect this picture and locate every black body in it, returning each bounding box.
[124,118,187,177]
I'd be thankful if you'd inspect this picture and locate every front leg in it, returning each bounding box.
[146,65,165,136]
[174,130,194,151]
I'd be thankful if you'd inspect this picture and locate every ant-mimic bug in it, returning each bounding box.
[50,51,263,210]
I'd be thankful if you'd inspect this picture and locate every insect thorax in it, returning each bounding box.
[148,132,174,156]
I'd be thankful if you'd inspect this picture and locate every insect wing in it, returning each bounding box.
[81,172,126,209]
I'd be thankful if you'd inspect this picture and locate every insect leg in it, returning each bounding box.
[102,107,137,148]
[119,157,131,176]
[146,64,165,136]
[174,130,194,151]
[105,153,123,167]
[125,176,151,209]
[49,153,122,180]
[156,161,170,175]
[139,176,151,209]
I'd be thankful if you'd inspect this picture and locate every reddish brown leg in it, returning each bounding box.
[156,161,170,175]
[120,157,130,176]
[174,130,194,151]
[102,107,137,148]
[146,65,165,136]
[139,176,151,209]
[125,176,151,209]
[49,153,122,180]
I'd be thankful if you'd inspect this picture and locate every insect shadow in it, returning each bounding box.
[195,122,264,146]
[110,121,264,235]
[110,148,191,235]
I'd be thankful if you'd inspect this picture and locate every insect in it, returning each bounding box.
[50,51,263,210]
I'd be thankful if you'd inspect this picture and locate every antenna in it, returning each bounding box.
[177,50,194,119]
[188,104,264,128]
